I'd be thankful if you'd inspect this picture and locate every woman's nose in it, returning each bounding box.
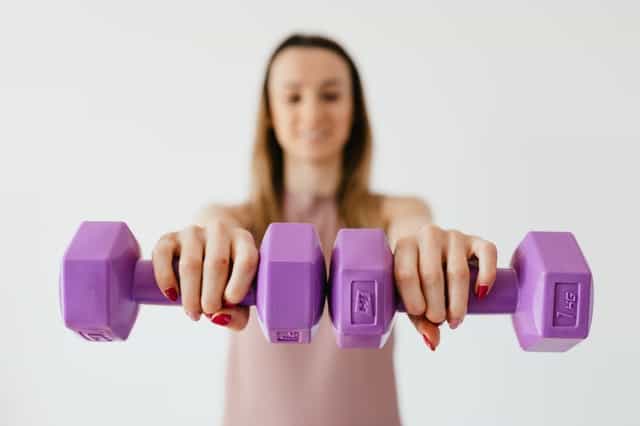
[300,98,324,127]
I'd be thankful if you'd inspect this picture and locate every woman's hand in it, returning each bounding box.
[151,220,259,330]
[393,224,498,351]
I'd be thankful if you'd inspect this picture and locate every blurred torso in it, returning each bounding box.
[221,191,401,426]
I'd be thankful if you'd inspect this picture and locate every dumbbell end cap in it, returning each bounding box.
[511,231,593,352]
[60,221,140,342]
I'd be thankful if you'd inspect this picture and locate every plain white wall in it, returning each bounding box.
[1,1,639,425]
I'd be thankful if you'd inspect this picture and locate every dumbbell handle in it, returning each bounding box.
[131,259,257,306]
[133,259,515,312]
[395,265,518,314]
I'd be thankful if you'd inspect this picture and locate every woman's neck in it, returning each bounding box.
[283,155,342,198]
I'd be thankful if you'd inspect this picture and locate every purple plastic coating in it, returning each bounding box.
[253,222,326,344]
[59,221,325,343]
[329,228,593,352]
[510,232,592,351]
[328,229,395,349]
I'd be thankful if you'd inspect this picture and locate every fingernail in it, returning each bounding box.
[223,301,238,308]
[204,313,213,319]
[422,334,435,351]
[476,284,489,299]
[211,313,232,326]
[188,311,200,321]
[163,288,178,302]
[449,319,462,330]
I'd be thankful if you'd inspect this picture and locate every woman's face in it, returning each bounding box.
[267,47,354,164]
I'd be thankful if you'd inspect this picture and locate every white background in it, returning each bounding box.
[1,1,639,425]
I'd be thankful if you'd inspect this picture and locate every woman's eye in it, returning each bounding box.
[323,93,339,101]
[287,94,301,104]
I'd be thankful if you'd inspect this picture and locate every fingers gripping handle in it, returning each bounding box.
[329,228,521,349]
[132,259,257,306]
[394,266,519,314]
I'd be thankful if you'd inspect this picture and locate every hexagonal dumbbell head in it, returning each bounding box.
[328,229,397,349]
[254,223,327,344]
[59,222,143,341]
[59,221,325,343]
[509,232,593,352]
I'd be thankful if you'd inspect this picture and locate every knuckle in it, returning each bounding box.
[210,256,230,270]
[224,287,242,304]
[151,244,164,260]
[153,234,176,255]
[420,224,441,238]
[484,240,498,256]
[239,250,259,273]
[420,270,442,288]
[395,266,417,285]
[181,224,202,239]
[159,231,178,244]
[394,236,414,250]
[180,257,202,274]
[206,220,227,236]
[447,229,465,241]
[248,245,260,262]
[204,255,230,275]
[447,266,469,283]
[235,228,255,243]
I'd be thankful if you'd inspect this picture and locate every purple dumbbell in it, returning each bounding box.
[328,229,593,352]
[60,222,326,344]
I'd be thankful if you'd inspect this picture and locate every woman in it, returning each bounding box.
[151,33,498,426]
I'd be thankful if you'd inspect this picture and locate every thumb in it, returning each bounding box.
[408,313,441,352]
[207,306,250,331]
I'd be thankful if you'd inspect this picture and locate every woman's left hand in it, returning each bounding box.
[393,224,498,351]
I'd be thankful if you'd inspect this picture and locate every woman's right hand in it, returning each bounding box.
[151,220,259,330]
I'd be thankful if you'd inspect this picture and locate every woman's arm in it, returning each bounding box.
[383,195,434,250]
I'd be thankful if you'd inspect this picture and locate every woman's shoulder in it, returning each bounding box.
[377,193,434,226]
[193,194,432,230]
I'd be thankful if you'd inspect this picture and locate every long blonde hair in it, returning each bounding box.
[249,33,383,242]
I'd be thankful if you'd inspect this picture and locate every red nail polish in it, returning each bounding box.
[211,313,232,326]
[422,334,435,351]
[164,288,178,302]
[476,284,489,299]
[223,301,238,308]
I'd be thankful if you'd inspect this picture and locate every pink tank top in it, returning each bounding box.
[221,191,402,426]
